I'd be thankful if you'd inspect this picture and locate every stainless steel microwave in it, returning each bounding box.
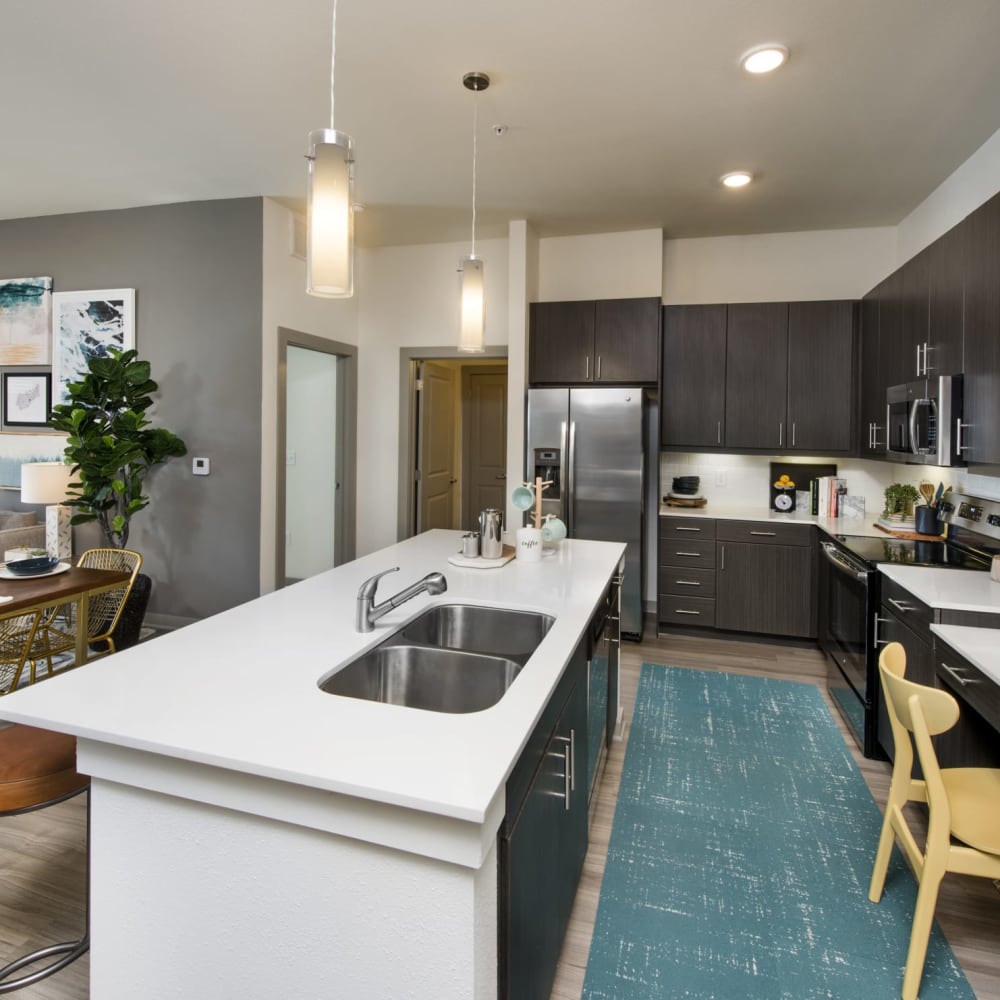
[885,375,964,466]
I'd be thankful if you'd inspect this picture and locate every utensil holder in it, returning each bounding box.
[914,505,941,536]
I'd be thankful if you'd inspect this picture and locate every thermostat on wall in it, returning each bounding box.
[192,457,210,476]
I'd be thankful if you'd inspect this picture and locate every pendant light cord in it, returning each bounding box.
[470,94,478,256]
[329,0,337,130]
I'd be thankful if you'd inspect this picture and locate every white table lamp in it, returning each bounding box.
[20,462,74,560]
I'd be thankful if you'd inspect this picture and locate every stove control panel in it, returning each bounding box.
[939,492,1000,544]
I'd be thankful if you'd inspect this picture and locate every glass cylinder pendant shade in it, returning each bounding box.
[458,254,486,353]
[306,129,354,298]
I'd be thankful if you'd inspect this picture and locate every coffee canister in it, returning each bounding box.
[516,526,543,562]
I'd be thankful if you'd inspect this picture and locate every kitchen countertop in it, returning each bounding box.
[658,502,888,538]
[930,625,1000,686]
[0,529,625,827]
[879,563,1000,615]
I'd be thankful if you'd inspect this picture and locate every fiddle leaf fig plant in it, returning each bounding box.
[49,349,187,549]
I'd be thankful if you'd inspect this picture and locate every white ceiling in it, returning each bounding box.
[4,0,1000,248]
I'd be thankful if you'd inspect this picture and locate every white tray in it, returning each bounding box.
[447,545,516,569]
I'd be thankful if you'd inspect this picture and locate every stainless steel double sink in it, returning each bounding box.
[319,604,555,714]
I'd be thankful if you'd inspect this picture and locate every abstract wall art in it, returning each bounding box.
[0,432,67,489]
[0,276,53,365]
[52,288,135,405]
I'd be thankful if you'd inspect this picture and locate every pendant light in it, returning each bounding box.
[458,71,489,353]
[306,0,355,298]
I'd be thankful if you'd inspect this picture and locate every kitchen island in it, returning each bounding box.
[0,530,625,1000]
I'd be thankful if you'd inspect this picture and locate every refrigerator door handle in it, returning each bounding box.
[567,420,577,535]
[559,420,569,527]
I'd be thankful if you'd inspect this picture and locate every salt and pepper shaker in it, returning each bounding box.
[462,532,480,558]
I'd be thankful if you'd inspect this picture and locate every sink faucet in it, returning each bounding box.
[355,567,447,632]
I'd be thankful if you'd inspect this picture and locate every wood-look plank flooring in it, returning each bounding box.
[0,628,996,999]
[551,626,1000,1000]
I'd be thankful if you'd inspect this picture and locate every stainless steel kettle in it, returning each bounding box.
[478,508,503,559]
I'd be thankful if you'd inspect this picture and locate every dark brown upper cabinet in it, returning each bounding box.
[724,303,789,450]
[858,283,886,456]
[528,297,659,386]
[962,191,1000,467]
[660,304,727,448]
[786,300,856,454]
[926,221,966,377]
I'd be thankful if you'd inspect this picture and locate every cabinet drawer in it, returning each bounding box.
[659,567,716,598]
[658,595,715,627]
[880,577,933,632]
[936,648,1000,734]
[659,516,716,540]
[659,538,715,567]
[716,519,813,547]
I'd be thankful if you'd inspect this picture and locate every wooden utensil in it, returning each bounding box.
[919,480,936,508]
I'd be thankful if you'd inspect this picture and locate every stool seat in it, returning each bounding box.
[0,724,89,994]
[0,725,88,815]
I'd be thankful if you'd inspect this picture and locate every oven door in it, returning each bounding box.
[818,539,877,755]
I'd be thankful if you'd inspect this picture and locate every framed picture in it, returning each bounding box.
[52,288,135,406]
[0,276,53,366]
[0,432,67,489]
[2,372,51,428]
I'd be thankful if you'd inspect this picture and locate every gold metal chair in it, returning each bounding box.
[32,548,143,674]
[869,642,1000,1000]
[0,611,45,695]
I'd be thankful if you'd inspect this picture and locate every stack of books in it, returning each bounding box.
[810,476,848,517]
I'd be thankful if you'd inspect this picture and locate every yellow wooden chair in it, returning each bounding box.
[0,610,46,695]
[868,642,1000,1000]
[32,548,143,675]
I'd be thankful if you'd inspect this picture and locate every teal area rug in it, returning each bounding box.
[582,664,974,1000]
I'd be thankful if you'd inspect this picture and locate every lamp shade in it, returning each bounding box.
[306,128,355,298]
[20,462,72,505]
[458,254,486,353]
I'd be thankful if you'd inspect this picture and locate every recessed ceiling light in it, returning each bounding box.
[740,44,789,74]
[720,171,753,188]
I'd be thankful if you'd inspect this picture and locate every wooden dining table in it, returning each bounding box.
[0,565,133,667]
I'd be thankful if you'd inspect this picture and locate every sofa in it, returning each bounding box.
[0,510,46,558]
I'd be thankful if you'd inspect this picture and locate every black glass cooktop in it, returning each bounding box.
[834,533,992,571]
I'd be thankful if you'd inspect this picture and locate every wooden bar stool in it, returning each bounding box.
[0,724,89,993]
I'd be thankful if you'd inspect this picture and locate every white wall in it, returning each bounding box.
[538,229,663,301]
[896,125,1000,263]
[354,236,510,556]
[662,227,896,304]
[260,198,358,591]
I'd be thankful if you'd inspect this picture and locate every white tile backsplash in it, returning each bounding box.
[659,453,1000,517]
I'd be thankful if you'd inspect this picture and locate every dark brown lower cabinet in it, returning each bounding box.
[714,521,816,638]
[499,639,588,1000]
[935,644,1000,769]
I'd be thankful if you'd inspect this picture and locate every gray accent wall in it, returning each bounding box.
[0,198,263,622]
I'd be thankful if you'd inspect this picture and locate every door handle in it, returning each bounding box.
[584,356,590,380]
[596,355,602,380]
[494,473,506,480]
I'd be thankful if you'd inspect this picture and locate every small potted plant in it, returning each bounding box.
[49,348,187,648]
[883,483,920,521]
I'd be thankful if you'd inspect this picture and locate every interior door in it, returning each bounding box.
[462,366,508,531]
[417,361,457,531]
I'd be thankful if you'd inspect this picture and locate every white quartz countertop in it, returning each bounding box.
[879,564,1000,615]
[0,531,625,825]
[658,503,888,538]
[930,625,1000,686]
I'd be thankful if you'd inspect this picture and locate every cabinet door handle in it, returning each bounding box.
[675,526,702,532]
[596,356,602,380]
[717,420,721,445]
[720,544,725,571]
[750,531,777,537]
[675,551,702,557]
[673,608,701,615]
[675,580,701,587]
[939,661,974,688]
[584,356,590,380]
[887,598,916,613]
[778,422,783,447]
[873,613,889,646]
[916,342,922,377]
[956,418,969,455]
[791,422,796,448]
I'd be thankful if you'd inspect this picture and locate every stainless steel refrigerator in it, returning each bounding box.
[526,387,645,638]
